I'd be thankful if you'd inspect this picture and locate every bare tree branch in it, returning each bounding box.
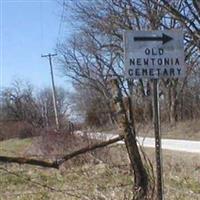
[0,135,124,168]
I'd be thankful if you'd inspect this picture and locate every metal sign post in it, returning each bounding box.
[153,78,163,200]
[124,30,185,200]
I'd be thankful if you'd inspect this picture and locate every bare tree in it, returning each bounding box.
[1,80,43,127]
[151,0,200,123]
[1,80,71,135]
[57,1,157,198]
[37,87,70,129]
[56,0,200,198]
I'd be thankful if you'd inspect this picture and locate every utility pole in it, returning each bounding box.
[41,53,59,130]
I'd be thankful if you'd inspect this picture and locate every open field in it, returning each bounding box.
[0,137,199,200]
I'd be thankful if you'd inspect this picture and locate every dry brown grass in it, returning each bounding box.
[145,148,200,199]
[136,119,200,140]
[0,131,199,200]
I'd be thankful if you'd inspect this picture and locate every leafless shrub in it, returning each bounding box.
[0,121,41,140]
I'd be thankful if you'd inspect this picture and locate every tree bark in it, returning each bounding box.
[109,79,149,200]
[168,86,178,124]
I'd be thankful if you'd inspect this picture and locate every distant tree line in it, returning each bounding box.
[0,80,70,139]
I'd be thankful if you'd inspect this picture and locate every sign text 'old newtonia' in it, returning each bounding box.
[124,30,185,79]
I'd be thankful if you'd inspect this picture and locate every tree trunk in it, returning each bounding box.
[109,79,149,200]
[146,98,153,122]
[124,129,149,199]
[168,86,178,124]
[106,99,117,125]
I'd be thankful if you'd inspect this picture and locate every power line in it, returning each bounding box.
[56,0,65,46]
[58,0,65,37]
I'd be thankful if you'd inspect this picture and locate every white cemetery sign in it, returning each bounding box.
[124,30,185,79]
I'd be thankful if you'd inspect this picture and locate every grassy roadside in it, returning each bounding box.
[0,137,32,157]
[145,148,200,200]
[0,137,200,199]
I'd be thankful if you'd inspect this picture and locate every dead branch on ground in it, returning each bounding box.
[0,135,124,169]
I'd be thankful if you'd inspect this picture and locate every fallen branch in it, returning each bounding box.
[55,135,124,166]
[0,156,58,168]
[0,135,124,169]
